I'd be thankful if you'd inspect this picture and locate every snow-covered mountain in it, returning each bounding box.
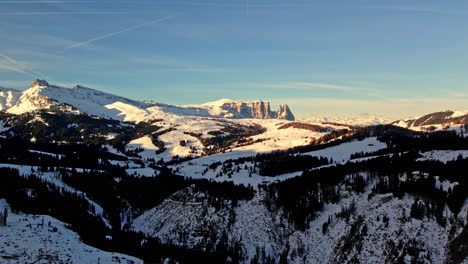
[3,80,295,122]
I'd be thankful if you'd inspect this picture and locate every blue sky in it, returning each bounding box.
[0,0,467,119]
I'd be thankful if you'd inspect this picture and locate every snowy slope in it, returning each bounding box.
[171,137,387,186]
[113,116,347,182]
[191,98,241,116]
[132,187,286,258]
[287,192,466,264]
[172,119,342,185]
[0,200,142,264]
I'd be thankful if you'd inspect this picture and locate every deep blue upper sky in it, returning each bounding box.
[1,0,467,118]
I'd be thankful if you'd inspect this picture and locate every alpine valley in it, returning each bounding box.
[0,80,467,264]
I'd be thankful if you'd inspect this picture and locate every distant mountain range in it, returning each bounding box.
[2,80,467,130]
[0,80,294,122]
[303,113,394,126]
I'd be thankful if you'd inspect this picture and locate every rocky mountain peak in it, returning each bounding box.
[276,104,295,121]
[30,79,49,88]
[72,85,93,92]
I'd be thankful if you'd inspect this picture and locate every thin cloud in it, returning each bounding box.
[251,81,393,100]
[65,16,172,49]
[291,82,371,91]
[363,6,466,16]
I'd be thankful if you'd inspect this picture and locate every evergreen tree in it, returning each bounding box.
[3,208,7,226]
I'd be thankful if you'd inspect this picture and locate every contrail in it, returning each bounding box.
[0,51,68,87]
[1,12,126,15]
[0,60,38,80]
[0,63,33,76]
[65,16,172,49]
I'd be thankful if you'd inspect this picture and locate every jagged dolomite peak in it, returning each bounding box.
[197,99,295,120]
[276,104,295,121]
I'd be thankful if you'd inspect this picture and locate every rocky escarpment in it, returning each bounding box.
[220,100,295,121]
[276,104,295,121]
